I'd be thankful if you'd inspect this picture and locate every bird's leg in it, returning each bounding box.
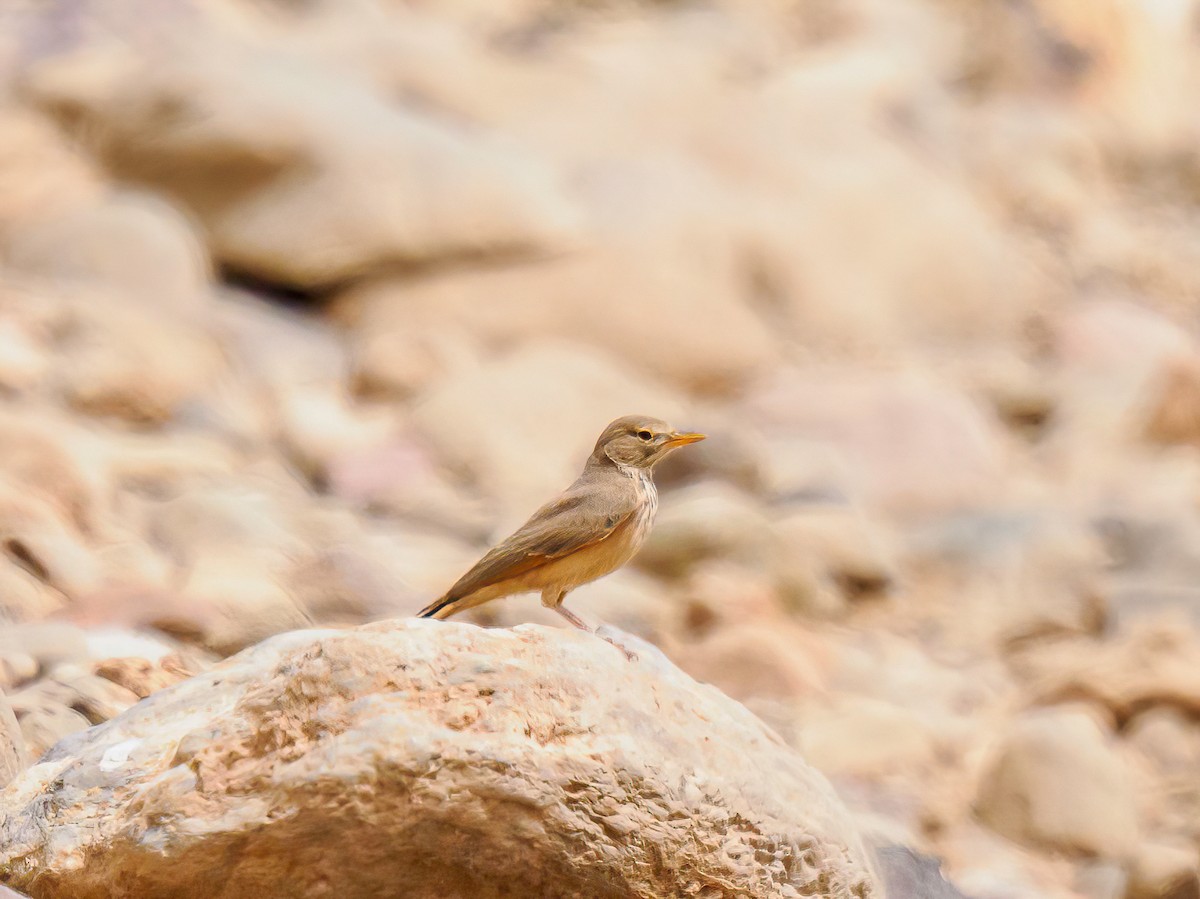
[551,603,592,632]
[543,590,637,661]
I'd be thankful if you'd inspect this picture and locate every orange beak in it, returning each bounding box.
[664,431,706,448]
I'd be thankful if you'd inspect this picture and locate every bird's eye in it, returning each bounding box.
[637,430,653,442]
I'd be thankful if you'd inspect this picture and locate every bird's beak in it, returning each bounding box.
[664,431,706,448]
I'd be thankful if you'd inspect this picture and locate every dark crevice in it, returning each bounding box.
[219,266,333,310]
[4,538,50,584]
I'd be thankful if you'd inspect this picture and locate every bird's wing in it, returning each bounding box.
[442,480,640,601]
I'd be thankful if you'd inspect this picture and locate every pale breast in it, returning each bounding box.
[527,467,658,593]
[628,468,658,549]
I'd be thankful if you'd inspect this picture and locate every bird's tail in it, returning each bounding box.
[416,593,461,620]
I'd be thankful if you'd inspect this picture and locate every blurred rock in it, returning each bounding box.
[23,25,579,289]
[634,482,772,578]
[2,627,199,764]
[93,655,192,700]
[744,367,1009,513]
[212,288,348,392]
[827,629,1007,715]
[873,845,968,899]
[0,408,100,531]
[798,697,938,779]
[742,114,1038,353]
[0,621,879,897]
[9,666,141,728]
[1142,354,1200,448]
[0,317,48,397]
[0,620,87,674]
[907,511,1108,648]
[1075,860,1128,899]
[336,199,778,394]
[675,559,786,638]
[57,296,222,425]
[0,687,25,787]
[147,483,305,566]
[1017,620,1200,723]
[1125,708,1200,779]
[12,704,91,762]
[326,429,493,540]
[926,818,1086,899]
[91,536,175,595]
[965,101,1104,236]
[677,620,828,704]
[1127,842,1200,899]
[1055,300,1192,385]
[82,627,186,663]
[346,320,480,402]
[4,191,210,308]
[409,340,686,517]
[770,504,897,618]
[0,108,103,243]
[0,654,36,692]
[975,706,1139,857]
[274,387,392,485]
[754,434,857,506]
[100,431,242,495]
[1050,299,1197,448]
[0,560,62,624]
[175,553,311,656]
[1123,708,1200,849]
[952,347,1058,437]
[348,524,480,617]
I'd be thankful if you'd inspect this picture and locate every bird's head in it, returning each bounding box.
[593,415,706,470]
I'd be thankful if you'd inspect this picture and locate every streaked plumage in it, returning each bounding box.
[417,415,704,657]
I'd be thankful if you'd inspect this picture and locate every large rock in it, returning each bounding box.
[0,621,879,899]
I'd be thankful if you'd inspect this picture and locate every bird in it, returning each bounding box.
[417,415,705,658]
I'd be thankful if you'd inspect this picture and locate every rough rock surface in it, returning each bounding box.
[0,621,879,899]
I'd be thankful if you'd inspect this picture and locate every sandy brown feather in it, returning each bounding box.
[417,476,641,619]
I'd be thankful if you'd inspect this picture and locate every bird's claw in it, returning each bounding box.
[595,628,638,662]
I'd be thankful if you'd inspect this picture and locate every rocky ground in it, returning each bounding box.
[1,0,1200,896]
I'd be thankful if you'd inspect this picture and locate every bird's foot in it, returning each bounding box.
[554,606,638,661]
[595,626,638,662]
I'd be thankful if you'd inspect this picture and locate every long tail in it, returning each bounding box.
[416,593,459,619]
